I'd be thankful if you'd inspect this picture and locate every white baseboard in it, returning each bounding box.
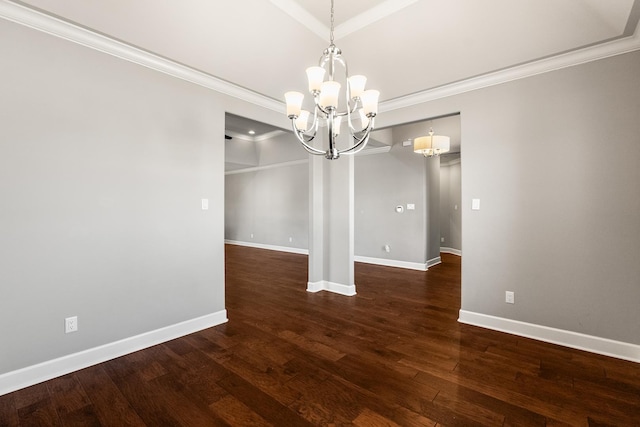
[226,243,435,272]
[225,240,309,255]
[354,255,428,271]
[458,310,640,363]
[441,247,462,256]
[427,256,441,268]
[307,281,356,296]
[0,310,228,396]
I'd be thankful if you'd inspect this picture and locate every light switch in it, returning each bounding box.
[472,199,480,210]
[201,199,209,210]
[407,203,415,210]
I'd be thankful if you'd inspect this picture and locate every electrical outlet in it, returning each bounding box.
[289,237,293,242]
[441,237,445,243]
[65,316,78,333]
[505,291,515,304]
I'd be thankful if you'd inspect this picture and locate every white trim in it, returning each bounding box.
[269,0,418,42]
[306,281,324,293]
[0,311,228,396]
[225,130,254,142]
[458,310,640,363]
[225,243,438,272]
[224,239,309,255]
[269,0,327,40]
[253,130,287,142]
[0,0,281,113]
[225,159,309,175]
[2,1,638,115]
[440,247,462,256]
[354,255,428,271]
[226,242,442,273]
[381,27,640,113]
[426,256,441,268]
[333,0,419,40]
[307,281,356,296]
[226,129,285,143]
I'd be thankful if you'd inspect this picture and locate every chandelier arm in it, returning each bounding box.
[310,105,320,130]
[344,100,363,132]
[338,117,375,156]
[338,132,370,156]
[313,93,333,117]
[335,99,360,118]
[290,121,326,156]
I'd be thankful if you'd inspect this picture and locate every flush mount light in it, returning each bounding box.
[284,0,379,160]
[248,130,255,135]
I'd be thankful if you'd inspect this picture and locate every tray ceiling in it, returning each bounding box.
[8,0,640,103]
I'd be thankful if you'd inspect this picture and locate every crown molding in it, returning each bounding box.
[0,0,282,113]
[224,130,254,142]
[269,0,418,42]
[269,0,326,40]
[253,130,287,142]
[333,0,419,40]
[2,0,639,116]
[225,129,286,143]
[381,24,640,113]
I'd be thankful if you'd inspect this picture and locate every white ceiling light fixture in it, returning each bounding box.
[413,128,450,157]
[284,0,380,160]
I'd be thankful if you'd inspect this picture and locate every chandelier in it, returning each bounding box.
[414,129,450,157]
[284,0,380,160]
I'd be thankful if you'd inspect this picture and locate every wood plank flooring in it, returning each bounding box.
[1,244,639,426]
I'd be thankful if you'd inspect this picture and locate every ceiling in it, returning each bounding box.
[12,0,640,105]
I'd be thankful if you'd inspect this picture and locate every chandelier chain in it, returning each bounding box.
[330,0,335,46]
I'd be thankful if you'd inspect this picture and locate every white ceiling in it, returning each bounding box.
[14,0,640,104]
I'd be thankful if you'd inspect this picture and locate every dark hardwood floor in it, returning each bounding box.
[1,245,639,426]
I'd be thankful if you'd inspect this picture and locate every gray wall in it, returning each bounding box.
[0,20,225,374]
[354,145,427,263]
[225,163,309,250]
[381,50,640,345]
[354,122,442,264]
[440,159,462,251]
[224,129,309,251]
